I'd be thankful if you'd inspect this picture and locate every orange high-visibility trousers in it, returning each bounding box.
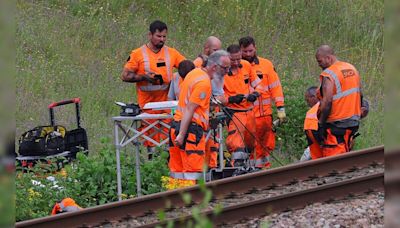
[205,134,218,168]
[168,124,206,188]
[321,127,357,157]
[226,111,256,153]
[305,130,323,159]
[251,115,275,168]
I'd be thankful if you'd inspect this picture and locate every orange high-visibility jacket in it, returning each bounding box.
[174,68,211,130]
[124,45,185,108]
[318,61,361,123]
[51,198,82,215]
[223,60,261,110]
[250,56,284,117]
[303,102,323,159]
[304,102,320,131]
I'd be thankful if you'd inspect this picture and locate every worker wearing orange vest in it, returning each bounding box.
[315,45,362,156]
[303,86,323,159]
[168,60,195,101]
[168,50,231,189]
[121,20,185,158]
[51,198,82,215]
[193,36,224,169]
[239,36,285,168]
[223,44,262,167]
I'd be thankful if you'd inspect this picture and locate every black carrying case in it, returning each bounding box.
[18,98,88,159]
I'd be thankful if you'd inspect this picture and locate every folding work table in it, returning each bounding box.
[112,112,172,201]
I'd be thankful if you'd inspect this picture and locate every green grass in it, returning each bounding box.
[16,0,383,159]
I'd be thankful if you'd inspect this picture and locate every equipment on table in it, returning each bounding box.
[115,102,141,116]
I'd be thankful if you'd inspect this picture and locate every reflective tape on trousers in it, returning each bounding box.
[249,156,270,166]
[170,171,184,179]
[274,96,284,102]
[232,151,249,160]
[170,171,202,180]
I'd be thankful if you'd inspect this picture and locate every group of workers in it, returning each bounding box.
[120,20,368,189]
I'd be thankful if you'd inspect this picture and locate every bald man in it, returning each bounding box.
[193,36,222,68]
[315,45,364,157]
[193,37,224,169]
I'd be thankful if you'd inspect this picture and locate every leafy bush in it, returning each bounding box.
[15,138,169,221]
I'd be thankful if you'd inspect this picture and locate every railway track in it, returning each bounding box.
[16,145,384,228]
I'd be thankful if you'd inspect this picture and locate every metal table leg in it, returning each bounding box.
[134,120,142,196]
[114,121,122,201]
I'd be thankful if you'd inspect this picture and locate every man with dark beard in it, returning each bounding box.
[121,20,185,158]
[239,36,285,169]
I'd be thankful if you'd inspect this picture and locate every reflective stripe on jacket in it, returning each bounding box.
[250,56,284,117]
[304,102,320,131]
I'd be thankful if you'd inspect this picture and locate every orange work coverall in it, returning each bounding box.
[224,60,261,166]
[251,56,284,168]
[124,45,185,147]
[168,68,211,188]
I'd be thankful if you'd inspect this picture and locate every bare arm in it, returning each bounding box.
[121,68,157,83]
[175,102,199,146]
[319,77,333,126]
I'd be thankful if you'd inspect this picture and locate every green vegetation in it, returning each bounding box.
[16,0,383,156]
[16,0,383,221]
[15,140,169,221]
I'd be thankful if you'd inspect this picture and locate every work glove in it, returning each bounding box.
[246,91,260,102]
[228,94,245,104]
[153,74,164,85]
[143,74,157,84]
[277,106,287,124]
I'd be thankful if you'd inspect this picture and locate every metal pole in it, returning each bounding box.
[134,120,142,196]
[114,121,122,201]
[218,122,224,171]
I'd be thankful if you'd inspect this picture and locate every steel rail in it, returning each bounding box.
[15,145,383,228]
[144,172,384,227]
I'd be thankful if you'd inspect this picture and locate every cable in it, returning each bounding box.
[214,98,284,166]
[211,96,248,165]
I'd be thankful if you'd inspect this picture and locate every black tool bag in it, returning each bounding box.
[48,98,88,158]
[18,98,88,158]
[121,103,141,116]
[18,126,66,156]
